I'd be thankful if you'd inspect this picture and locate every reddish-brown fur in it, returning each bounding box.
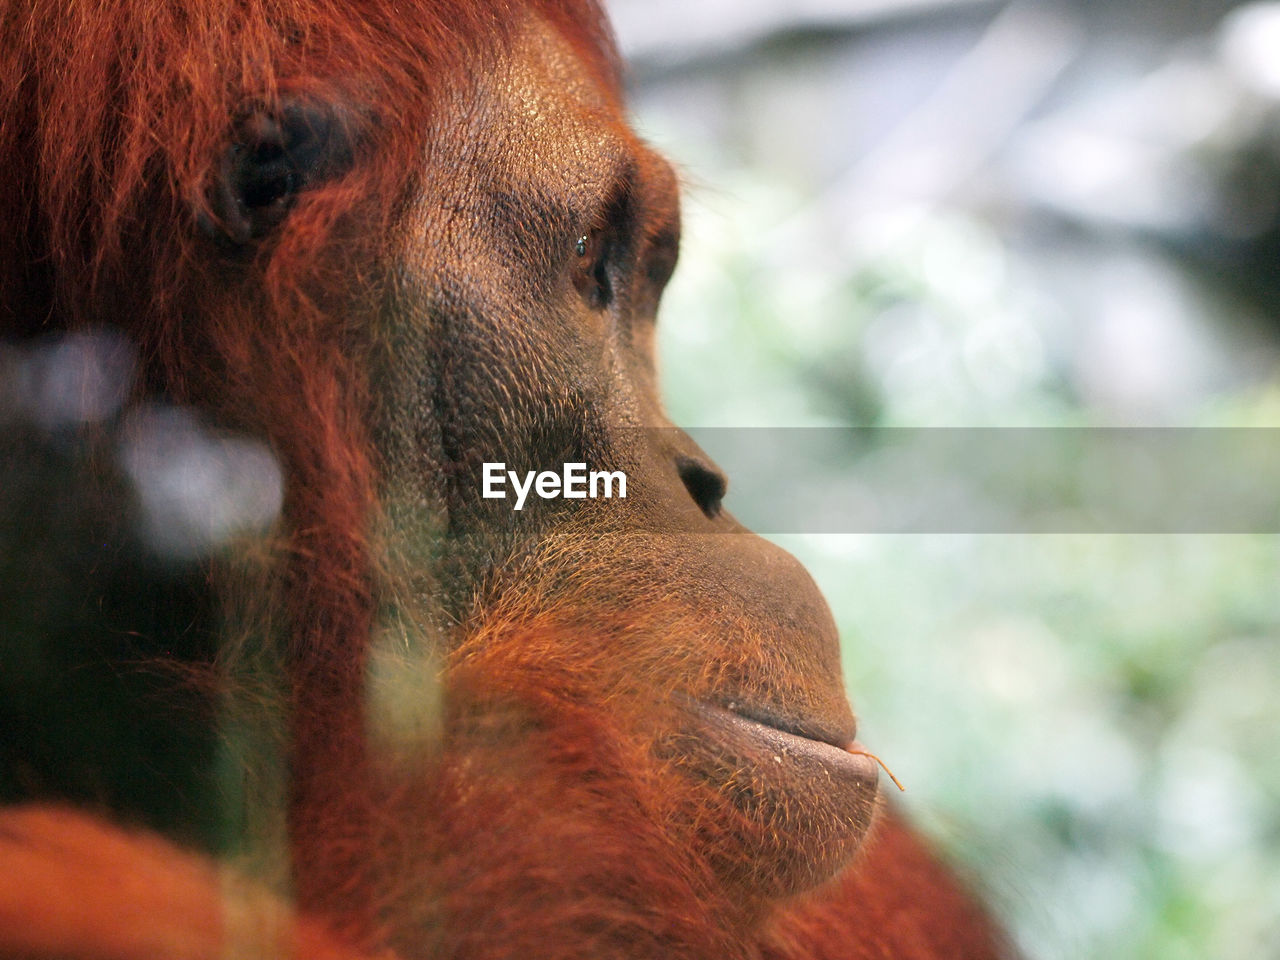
[0,1,1015,958]
[1,1,615,937]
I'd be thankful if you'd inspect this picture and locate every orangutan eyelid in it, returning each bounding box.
[572,227,612,309]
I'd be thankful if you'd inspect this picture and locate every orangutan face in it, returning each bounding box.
[373,12,881,896]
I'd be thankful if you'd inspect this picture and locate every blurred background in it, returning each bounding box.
[603,0,1280,957]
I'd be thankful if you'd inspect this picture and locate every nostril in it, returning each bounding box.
[675,456,726,519]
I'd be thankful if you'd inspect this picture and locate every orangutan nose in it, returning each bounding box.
[675,455,726,519]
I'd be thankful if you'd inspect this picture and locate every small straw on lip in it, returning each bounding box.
[846,746,906,792]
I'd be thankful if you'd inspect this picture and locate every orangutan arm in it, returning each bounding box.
[0,805,368,960]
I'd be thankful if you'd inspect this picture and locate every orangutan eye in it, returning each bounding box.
[572,227,612,310]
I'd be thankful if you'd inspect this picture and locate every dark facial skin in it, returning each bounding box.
[369,13,881,898]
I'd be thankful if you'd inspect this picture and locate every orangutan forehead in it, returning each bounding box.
[409,10,677,274]
[500,18,678,227]
[493,13,635,200]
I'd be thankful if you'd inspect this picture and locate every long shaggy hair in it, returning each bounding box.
[0,0,617,940]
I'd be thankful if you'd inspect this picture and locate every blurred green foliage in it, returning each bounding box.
[656,173,1280,959]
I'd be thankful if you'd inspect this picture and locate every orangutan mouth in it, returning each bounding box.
[660,693,882,801]
[718,702,854,750]
[692,701,881,787]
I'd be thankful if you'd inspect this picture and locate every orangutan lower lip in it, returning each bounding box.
[716,702,852,751]
[687,700,880,787]
[669,698,883,894]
